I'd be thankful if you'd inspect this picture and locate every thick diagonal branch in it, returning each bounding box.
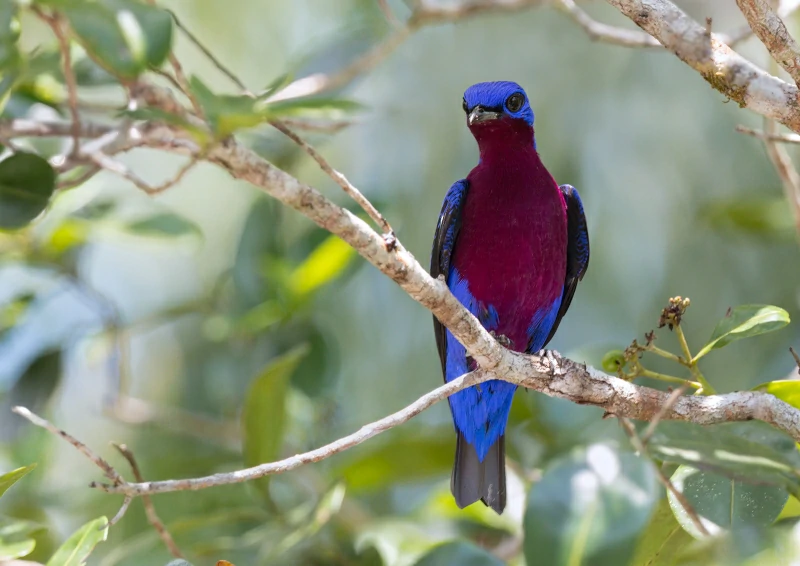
[606,0,800,132]
[737,0,800,86]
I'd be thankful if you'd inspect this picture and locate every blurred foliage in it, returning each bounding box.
[3,0,800,565]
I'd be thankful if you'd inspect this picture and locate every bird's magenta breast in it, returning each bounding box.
[451,151,567,352]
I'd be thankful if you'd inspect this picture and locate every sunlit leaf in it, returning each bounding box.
[42,218,89,256]
[523,443,659,566]
[694,305,790,360]
[0,152,56,229]
[413,541,504,566]
[0,517,45,561]
[45,516,108,566]
[676,526,795,566]
[630,496,693,566]
[668,465,787,539]
[0,464,36,498]
[63,0,172,79]
[125,213,202,238]
[332,432,452,492]
[264,96,363,120]
[257,73,294,100]
[241,345,309,502]
[647,422,800,497]
[752,379,800,410]
[288,234,354,298]
[0,537,35,560]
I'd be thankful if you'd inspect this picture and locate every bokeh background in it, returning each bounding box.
[2,0,800,564]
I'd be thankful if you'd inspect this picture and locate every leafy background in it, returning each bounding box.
[3,0,800,565]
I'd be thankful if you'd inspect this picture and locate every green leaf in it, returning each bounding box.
[676,526,793,566]
[63,0,172,79]
[0,0,20,72]
[288,234,354,298]
[668,465,787,538]
[523,443,659,566]
[752,379,800,409]
[0,464,36,499]
[0,517,44,561]
[0,537,35,560]
[0,152,56,229]
[413,541,504,566]
[119,107,211,144]
[125,213,202,238]
[42,218,89,256]
[694,305,790,360]
[264,96,363,120]
[257,72,294,100]
[189,76,267,138]
[241,345,309,502]
[45,516,108,566]
[647,421,800,497]
[331,432,453,493]
[630,497,693,566]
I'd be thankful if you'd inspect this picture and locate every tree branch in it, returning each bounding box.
[555,0,660,47]
[736,0,800,85]
[15,355,800,498]
[605,0,800,132]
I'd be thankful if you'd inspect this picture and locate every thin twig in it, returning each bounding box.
[619,418,711,537]
[143,0,204,117]
[11,406,123,485]
[36,10,82,156]
[108,496,133,527]
[113,443,185,558]
[790,347,800,373]
[270,120,393,235]
[737,124,800,144]
[88,151,199,195]
[56,164,102,191]
[167,9,251,95]
[640,385,687,444]
[761,55,800,237]
[377,0,403,29]
[555,0,660,47]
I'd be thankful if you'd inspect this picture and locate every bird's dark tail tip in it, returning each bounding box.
[450,433,506,515]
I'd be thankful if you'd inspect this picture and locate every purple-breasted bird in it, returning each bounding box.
[430,81,590,514]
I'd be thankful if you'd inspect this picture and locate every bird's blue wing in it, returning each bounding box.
[541,184,590,348]
[431,179,469,376]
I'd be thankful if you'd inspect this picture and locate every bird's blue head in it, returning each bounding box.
[462,81,534,128]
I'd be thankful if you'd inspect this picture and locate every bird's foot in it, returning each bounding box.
[490,331,514,349]
[535,349,562,375]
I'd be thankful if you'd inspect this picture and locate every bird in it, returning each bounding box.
[430,81,589,514]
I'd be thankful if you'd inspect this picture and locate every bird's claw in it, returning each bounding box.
[490,331,514,348]
[535,349,561,373]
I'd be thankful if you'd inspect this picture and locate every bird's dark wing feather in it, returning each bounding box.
[430,179,469,376]
[543,184,590,347]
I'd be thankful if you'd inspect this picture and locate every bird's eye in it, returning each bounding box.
[506,93,524,113]
[462,98,468,113]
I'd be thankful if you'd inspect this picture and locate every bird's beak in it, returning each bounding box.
[468,105,501,126]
